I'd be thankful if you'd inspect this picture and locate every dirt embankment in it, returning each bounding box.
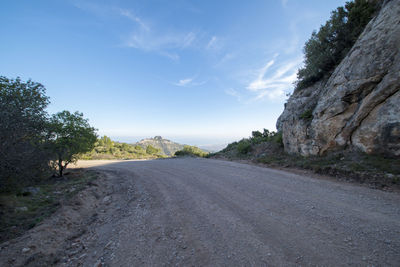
[213,141,400,191]
[0,168,111,266]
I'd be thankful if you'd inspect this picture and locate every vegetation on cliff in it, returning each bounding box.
[296,0,379,90]
[279,0,399,157]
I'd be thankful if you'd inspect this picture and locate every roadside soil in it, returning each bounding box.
[1,158,399,266]
[227,158,400,193]
[212,142,400,191]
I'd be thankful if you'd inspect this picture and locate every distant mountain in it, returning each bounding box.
[135,136,184,156]
[198,144,227,153]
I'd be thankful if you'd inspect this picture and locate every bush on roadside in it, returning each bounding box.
[0,77,52,191]
[0,76,98,191]
[237,140,252,154]
[174,145,209,157]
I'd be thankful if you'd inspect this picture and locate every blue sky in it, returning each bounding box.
[0,0,346,146]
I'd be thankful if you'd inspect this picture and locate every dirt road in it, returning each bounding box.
[73,158,400,266]
[2,158,400,266]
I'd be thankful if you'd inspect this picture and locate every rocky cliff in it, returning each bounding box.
[277,0,400,157]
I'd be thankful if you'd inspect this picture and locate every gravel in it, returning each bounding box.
[75,158,400,266]
[2,158,399,266]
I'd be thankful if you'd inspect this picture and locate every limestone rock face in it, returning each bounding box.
[277,0,400,157]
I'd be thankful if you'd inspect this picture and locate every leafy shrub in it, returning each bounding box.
[250,129,283,146]
[237,140,252,154]
[174,145,209,157]
[270,132,283,147]
[146,145,161,155]
[221,141,238,153]
[0,77,52,191]
[299,109,313,120]
[218,129,284,156]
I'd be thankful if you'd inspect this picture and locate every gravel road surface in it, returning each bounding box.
[67,158,400,266]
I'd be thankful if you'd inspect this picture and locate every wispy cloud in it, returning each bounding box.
[214,53,235,68]
[206,36,217,49]
[225,88,242,101]
[115,8,149,31]
[281,0,289,8]
[206,35,224,51]
[246,56,302,100]
[175,78,193,87]
[125,30,198,59]
[73,1,149,31]
[183,32,196,47]
[73,2,198,60]
[72,1,108,16]
[159,51,180,61]
[174,76,207,87]
[118,7,197,59]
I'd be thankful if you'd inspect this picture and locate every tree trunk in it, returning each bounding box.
[58,157,64,177]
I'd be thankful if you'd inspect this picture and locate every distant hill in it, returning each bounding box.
[80,136,165,160]
[198,144,227,153]
[135,136,184,156]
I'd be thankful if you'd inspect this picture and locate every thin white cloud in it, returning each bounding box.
[159,51,180,61]
[281,0,289,8]
[183,32,196,47]
[72,1,108,16]
[116,8,149,31]
[72,2,197,61]
[206,36,217,49]
[126,31,194,50]
[175,78,193,87]
[225,88,242,101]
[214,53,235,68]
[173,77,207,87]
[246,56,302,100]
[256,60,275,82]
[206,35,224,50]
[73,2,149,31]
[124,29,199,61]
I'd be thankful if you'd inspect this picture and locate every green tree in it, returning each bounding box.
[146,145,161,155]
[345,0,378,45]
[237,140,252,154]
[174,145,209,157]
[262,129,272,138]
[48,111,97,176]
[0,77,51,190]
[98,135,113,148]
[296,0,377,90]
[252,131,263,138]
